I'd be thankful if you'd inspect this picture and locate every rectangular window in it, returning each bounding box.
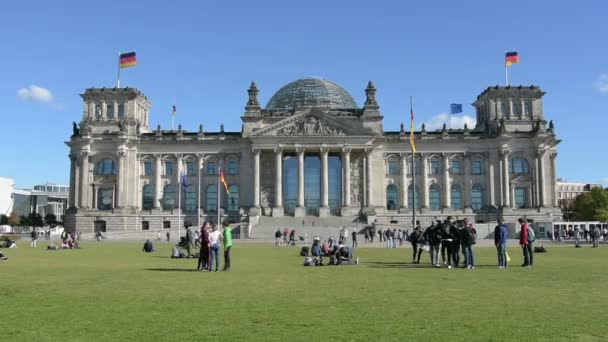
[387,161,398,174]
[227,161,238,175]
[141,221,149,230]
[97,189,113,210]
[165,161,174,176]
[144,161,153,176]
[186,161,196,175]
[207,161,217,175]
[451,160,462,174]
[472,160,482,174]
[515,187,527,208]
[430,160,440,174]
[163,221,171,229]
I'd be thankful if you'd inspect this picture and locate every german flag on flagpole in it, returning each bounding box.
[505,51,519,67]
[119,52,137,68]
[220,171,230,195]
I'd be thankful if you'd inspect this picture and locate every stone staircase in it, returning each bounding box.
[250,215,365,240]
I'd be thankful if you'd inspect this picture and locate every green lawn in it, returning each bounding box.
[1,241,607,342]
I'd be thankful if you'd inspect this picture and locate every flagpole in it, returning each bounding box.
[411,96,416,231]
[504,50,509,86]
[197,158,202,228]
[117,51,121,88]
[217,166,221,226]
[172,111,175,131]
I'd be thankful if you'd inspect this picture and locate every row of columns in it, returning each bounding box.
[252,147,371,217]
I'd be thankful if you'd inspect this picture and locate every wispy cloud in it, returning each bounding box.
[17,85,54,103]
[597,74,608,93]
[422,112,476,131]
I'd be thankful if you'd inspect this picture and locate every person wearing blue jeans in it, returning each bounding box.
[461,220,477,269]
[494,219,508,269]
[208,225,223,272]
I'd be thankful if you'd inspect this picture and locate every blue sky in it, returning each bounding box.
[1,0,607,189]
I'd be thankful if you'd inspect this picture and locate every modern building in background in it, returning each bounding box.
[11,183,69,218]
[65,78,561,235]
[556,179,602,220]
[0,177,16,216]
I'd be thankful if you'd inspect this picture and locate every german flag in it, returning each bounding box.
[119,52,137,68]
[409,99,416,153]
[505,51,519,67]
[220,171,230,195]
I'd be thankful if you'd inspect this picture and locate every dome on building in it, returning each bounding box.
[265,77,358,110]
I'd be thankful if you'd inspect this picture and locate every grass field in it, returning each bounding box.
[1,240,607,342]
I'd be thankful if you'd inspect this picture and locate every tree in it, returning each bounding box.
[29,213,44,229]
[7,212,19,226]
[573,188,608,221]
[44,213,58,227]
[19,215,30,227]
[0,214,8,225]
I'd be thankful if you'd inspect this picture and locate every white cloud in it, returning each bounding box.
[600,177,608,188]
[422,112,476,131]
[597,74,608,93]
[17,85,54,103]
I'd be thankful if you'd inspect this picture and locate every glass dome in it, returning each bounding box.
[266,77,358,110]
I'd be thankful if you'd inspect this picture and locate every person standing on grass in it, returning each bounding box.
[448,217,461,269]
[423,221,440,267]
[208,224,223,272]
[461,220,476,269]
[223,221,233,271]
[30,229,38,248]
[185,224,194,258]
[289,229,296,247]
[352,229,358,248]
[410,221,423,264]
[592,225,601,248]
[494,219,508,269]
[274,229,282,247]
[166,231,171,242]
[519,218,534,267]
[197,223,211,271]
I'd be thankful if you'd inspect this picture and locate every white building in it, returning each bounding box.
[0,177,15,216]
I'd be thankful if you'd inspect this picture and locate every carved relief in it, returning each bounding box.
[260,186,274,207]
[350,153,363,206]
[260,153,276,206]
[276,116,345,136]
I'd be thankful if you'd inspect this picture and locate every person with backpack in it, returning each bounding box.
[409,221,423,264]
[494,219,508,269]
[519,218,534,267]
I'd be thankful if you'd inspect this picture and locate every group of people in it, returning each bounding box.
[184,221,233,272]
[408,216,478,269]
[307,235,359,266]
[274,228,297,247]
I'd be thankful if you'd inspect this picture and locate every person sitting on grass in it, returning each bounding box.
[321,240,330,256]
[142,239,156,253]
[335,244,359,265]
[0,250,7,260]
[311,236,323,266]
[47,243,59,250]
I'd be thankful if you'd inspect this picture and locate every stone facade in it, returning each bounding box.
[65,79,561,235]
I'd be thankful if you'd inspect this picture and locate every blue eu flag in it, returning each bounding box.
[450,103,463,115]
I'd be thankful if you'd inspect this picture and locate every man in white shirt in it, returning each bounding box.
[208,225,223,272]
[339,227,348,245]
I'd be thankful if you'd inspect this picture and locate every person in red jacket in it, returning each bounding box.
[519,218,533,267]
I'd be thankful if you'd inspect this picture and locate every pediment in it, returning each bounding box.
[511,174,532,184]
[251,109,370,137]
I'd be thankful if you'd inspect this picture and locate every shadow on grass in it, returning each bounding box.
[365,261,501,269]
[144,268,201,272]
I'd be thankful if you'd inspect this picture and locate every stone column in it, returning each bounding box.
[421,153,429,210]
[551,153,558,207]
[79,151,90,209]
[253,149,261,208]
[295,148,306,217]
[69,155,77,208]
[366,149,374,207]
[341,148,351,214]
[101,101,107,120]
[443,153,450,210]
[464,154,472,211]
[400,153,408,211]
[73,155,80,209]
[113,101,118,120]
[197,154,204,214]
[116,150,125,209]
[319,148,330,217]
[538,149,547,207]
[502,150,511,208]
[154,154,162,209]
[272,148,284,217]
[487,156,496,208]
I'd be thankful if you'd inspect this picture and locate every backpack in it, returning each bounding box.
[527,226,536,243]
[300,246,309,257]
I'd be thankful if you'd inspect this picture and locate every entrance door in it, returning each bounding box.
[94,220,106,233]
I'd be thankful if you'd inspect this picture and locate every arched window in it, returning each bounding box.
[524,102,532,116]
[472,184,483,210]
[142,184,154,210]
[408,184,420,209]
[184,185,196,212]
[106,103,114,119]
[513,103,521,116]
[118,103,125,118]
[450,184,462,210]
[206,185,217,212]
[96,159,116,175]
[509,157,529,174]
[500,102,508,115]
[386,184,398,210]
[429,184,441,211]
[227,185,239,212]
[162,185,175,210]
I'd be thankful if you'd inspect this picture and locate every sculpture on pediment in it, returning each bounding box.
[72,122,80,136]
[276,116,345,136]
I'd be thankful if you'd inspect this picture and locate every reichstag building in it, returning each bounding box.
[65,77,561,236]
